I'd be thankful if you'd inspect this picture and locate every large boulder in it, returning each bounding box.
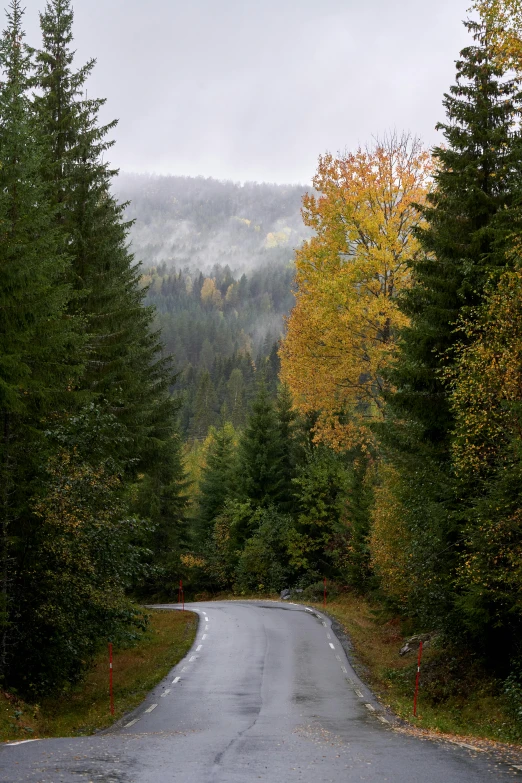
[399,633,434,656]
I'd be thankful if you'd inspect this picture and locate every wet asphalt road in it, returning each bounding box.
[0,600,518,782]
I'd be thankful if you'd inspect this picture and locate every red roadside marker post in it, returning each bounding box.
[413,640,423,717]
[323,577,327,610]
[109,643,114,716]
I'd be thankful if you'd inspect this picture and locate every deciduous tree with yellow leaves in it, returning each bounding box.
[280,134,432,450]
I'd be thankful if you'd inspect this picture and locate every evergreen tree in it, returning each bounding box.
[193,371,218,436]
[224,368,246,429]
[197,423,237,537]
[275,383,298,512]
[390,18,522,452]
[34,0,178,473]
[238,382,283,514]
[383,18,522,628]
[0,0,80,683]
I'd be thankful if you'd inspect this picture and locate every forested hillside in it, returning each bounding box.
[114,175,308,437]
[143,262,292,435]
[114,173,312,274]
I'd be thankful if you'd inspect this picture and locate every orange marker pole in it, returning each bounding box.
[109,643,114,716]
[413,641,423,717]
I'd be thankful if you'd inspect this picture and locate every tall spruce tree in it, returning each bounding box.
[0,0,80,682]
[34,0,179,473]
[238,382,283,508]
[390,18,522,451]
[197,423,237,537]
[383,18,522,628]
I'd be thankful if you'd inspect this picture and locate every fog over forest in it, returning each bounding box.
[114,173,313,275]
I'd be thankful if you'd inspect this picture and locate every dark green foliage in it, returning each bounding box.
[391,19,522,452]
[235,508,296,593]
[382,18,522,636]
[275,383,298,512]
[0,0,187,695]
[144,262,294,437]
[12,406,149,695]
[197,424,238,538]
[290,444,351,579]
[193,371,219,437]
[238,382,284,512]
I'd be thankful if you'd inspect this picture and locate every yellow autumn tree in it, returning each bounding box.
[280,134,432,449]
[472,0,522,68]
[369,463,412,607]
[447,266,522,479]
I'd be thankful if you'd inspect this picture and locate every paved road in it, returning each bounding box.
[0,601,517,782]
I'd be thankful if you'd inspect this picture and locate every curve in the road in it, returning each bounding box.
[0,600,517,782]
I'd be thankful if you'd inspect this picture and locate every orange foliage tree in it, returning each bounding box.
[280,134,432,449]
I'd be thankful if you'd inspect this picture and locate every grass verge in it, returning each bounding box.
[0,608,197,742]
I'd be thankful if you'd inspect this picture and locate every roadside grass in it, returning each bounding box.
[0,608,197,742]
[307,593,522,745]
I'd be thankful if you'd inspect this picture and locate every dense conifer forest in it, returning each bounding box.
[4,0,522,731]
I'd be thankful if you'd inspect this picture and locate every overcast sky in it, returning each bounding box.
[19,0,473,185]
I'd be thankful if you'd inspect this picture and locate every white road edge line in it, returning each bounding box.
[202,634,207,640]
[124,719,139,728]
[305,607,313,613]
[378,716,389,724]
[512,765,522,771]
[335,655,342,662]
[365,703,375,712]
[326,633,331,639]
[161,689,171,697]
[329,642,335,649]
[6,739,41,746]
[145,704,157,713]
[196,644,203,651]
[341,666,348,674]
[355,689,364,698]
[189,655,197,662]
[172,676,180,684]
[205,624,209,630]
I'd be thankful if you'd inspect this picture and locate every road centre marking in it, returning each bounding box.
[145,704,157,713]
[124,719,139,728]
[329,642,335,649]
[161,689,171,697]
[365,703,375,712]
[172,677,180,684]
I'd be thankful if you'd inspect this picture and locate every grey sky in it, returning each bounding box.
[19,0,472,184]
